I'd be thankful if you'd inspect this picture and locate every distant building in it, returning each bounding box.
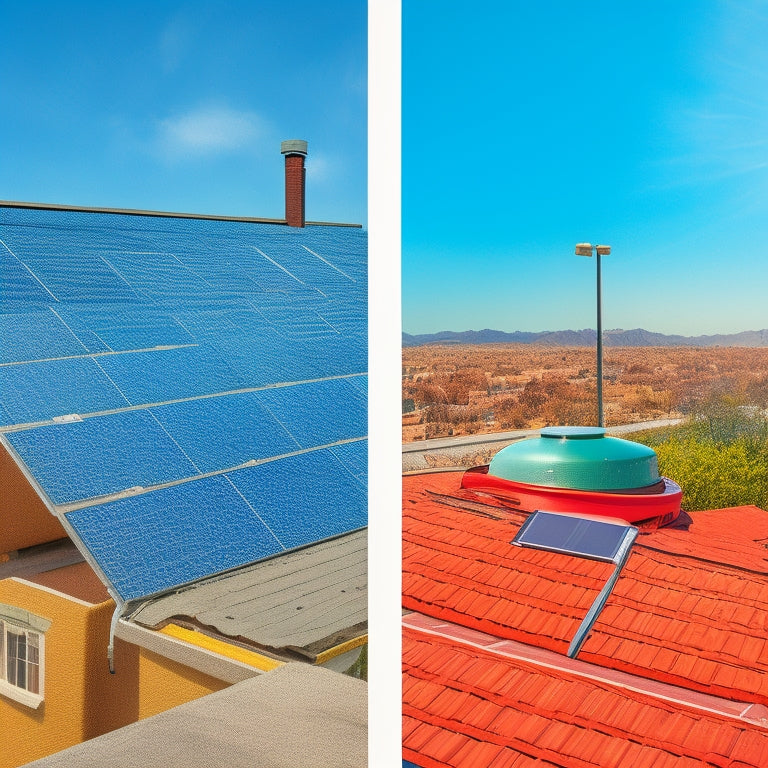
[0,141,367,767]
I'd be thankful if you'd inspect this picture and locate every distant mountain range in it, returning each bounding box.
[402,328,768,347]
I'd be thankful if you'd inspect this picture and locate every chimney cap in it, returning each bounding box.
[281,139,308,156]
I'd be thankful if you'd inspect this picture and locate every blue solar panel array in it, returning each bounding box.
[65,447,367,600]
[0,204,367,601]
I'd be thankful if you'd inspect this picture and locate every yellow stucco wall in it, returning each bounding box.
[0,579,229,768]
[135,647,228,720]
[0,445,65,554]
[0,578,135,768]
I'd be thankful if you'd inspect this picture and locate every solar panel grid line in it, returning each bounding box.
[145,408,203,475]
[54,437,367,513]
[0,237,60,302]
[317,312,342,335]
[327,442,368,488]
[48,306,107,353]
[249,245,331,299]
[329,441,367,484]
[0,371,366,432]
[300,244,357,282]
[90,356,134,407]
[167,252,221,291]
[0,343,199,372]
[98,253,143,296]
[250,246,306,286]
[222,473,288,551]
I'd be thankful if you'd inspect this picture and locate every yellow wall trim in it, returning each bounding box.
[158,624,284,672]
[314,634,368,666]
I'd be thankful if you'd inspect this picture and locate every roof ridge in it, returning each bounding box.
[0,199,363,228]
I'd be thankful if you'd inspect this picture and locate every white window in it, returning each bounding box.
[0,607,49,709]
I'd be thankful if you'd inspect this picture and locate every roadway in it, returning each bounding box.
[402,418,683,473]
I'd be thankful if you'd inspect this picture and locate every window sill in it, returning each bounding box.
[0,681,43,709]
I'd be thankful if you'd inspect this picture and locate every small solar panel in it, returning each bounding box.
[513,511,632,563]
[512,511,638,659]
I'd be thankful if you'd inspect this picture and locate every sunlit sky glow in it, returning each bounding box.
[403,0,768,336]
[0,1,366,225]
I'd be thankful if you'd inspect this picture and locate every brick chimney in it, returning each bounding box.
[281,139,308,227]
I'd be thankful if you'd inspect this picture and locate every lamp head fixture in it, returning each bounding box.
[575,243,611,256]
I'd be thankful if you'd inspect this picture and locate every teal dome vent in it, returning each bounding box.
[488,426,660,491]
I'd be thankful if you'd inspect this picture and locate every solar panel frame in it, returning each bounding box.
[512,511,633,563]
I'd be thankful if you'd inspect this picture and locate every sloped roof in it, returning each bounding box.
[128,529,366,658]
[402,470,768,765]
[24,663,367,768]
[404,623,768,768]
[0,204,367,604]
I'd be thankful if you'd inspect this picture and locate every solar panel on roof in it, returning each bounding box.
[1,204,367,607]
[0,357,130,426]
[6,411,201,504]
[228,449,366,549]
[0,249,58,308]
[96,345,244,404]
[150,392,301,474]
[513,511,631,563]
[330,439,367,483]
[65,476,286,601]
[0,310,89,363]
[512,511,638,659]
[256,378,367,449]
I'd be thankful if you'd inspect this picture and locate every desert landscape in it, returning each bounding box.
[402,345,768,441]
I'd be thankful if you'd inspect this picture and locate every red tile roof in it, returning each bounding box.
[403,624,768,768]
[403,470,768,766]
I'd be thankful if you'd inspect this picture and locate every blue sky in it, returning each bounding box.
[402,0,768,336]
[0,1,366,225]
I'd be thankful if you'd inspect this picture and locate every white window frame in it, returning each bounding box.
[0,606,49,710]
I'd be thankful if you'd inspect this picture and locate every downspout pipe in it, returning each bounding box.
[108,597,127,674]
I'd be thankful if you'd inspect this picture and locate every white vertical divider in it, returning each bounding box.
[368,1,402,766]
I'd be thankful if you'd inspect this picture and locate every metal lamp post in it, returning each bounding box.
[575,243,611,427]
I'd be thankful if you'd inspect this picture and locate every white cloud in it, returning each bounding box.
[157,106,264,157]
[306,152,332,182]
